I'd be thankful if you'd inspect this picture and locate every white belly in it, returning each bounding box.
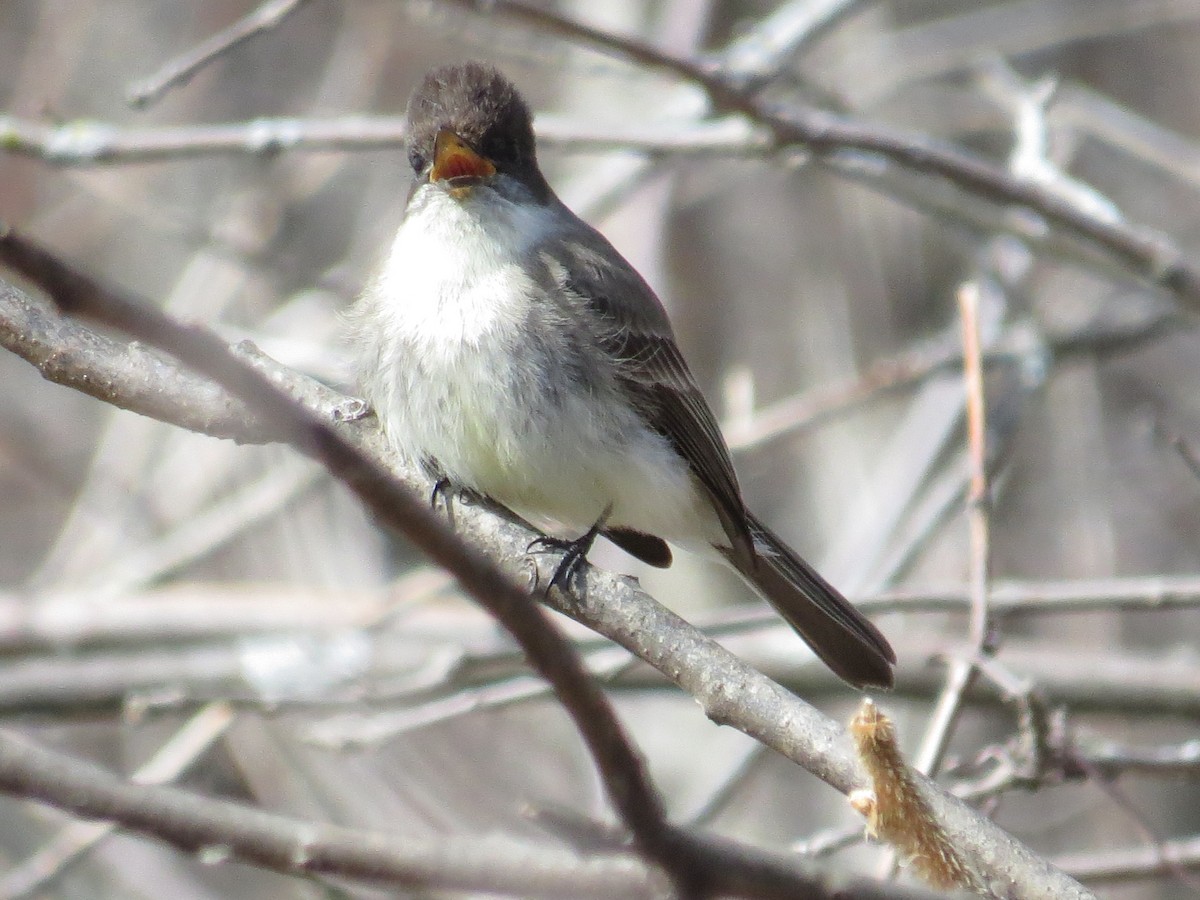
[354,186,723,547]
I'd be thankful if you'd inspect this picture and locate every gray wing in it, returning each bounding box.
[535,213,753,560]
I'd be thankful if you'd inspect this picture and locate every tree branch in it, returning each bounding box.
[0,229,687,895]
[0,727,969,900]
[449,0,1200,308]
[0,230,1094,899]
[126,0,316,108]
[0,728,663,899]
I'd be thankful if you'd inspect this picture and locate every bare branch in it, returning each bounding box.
[861,576,1200,617]
[127,0,316,108]
[0,233,1096,898]
[0,229,686,893]
[0,277,267,441]
[0,730,965,900]
[715,0,864,90]
[0,728,664,899]
[0,703,234,898]
[446,0,1200,307]
[0,113,768,165]
[1053,834,1200,886]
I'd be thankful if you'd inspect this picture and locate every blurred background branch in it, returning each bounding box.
[2,0,1200,898]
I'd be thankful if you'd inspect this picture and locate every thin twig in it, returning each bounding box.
[0,703,235,899]
[0,114,773,165]
[1054,833,1200,885]
[0,228,688,894]
[715,0,864,90]
[1067,733,1200,779]
[908,283,994,779]
[448,0,1200,307]
[0,247,1097,898]
[126,0,316,108]
[961,283,994,653]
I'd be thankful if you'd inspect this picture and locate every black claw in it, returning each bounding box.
[430,476,461,529]
[527,506,612,595]
[430,476,452,510]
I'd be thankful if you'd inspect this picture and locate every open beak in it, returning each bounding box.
[430,129,496,184]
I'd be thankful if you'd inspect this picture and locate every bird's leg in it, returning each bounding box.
[430,476,453,510]
[425,460,462,529]
[527,504,613,594]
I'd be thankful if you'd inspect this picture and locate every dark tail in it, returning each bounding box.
[720,512,895,689]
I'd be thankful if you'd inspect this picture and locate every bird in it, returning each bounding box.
[350,62,895,689]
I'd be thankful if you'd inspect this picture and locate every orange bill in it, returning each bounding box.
[430,130,496,182]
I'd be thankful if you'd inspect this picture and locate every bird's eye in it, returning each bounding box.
[408,146,428,175]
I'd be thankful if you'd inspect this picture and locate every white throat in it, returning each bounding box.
[373,185,551,345]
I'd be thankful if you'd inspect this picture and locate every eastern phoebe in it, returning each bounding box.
[352,63,895,689]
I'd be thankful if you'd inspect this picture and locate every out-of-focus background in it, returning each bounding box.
[2,1,1200,897]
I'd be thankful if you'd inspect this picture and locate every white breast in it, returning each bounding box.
[356,185,725,551]
[373,187,547,346]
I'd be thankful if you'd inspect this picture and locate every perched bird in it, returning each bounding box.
[351,62,895,689]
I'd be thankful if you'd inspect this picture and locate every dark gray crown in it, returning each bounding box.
[405,62,545,193]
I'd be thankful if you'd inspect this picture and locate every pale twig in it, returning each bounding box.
[6,570,1200,660]
[791,826,864,858]
[1053,833,1200,885]
[857,575,1200,617]
[0,114,773,165]
[976,57,1122,224]
[0,573,451,650]
[683,742,769,828]
[126,0,316,108]
[1054,81,1200,188]
[1077,762,1200,891]
[874,283,1003,885]
[304,645,641,749]
[84,458,322,596]
[0,703,235,899]
[1068,733,1200,779]
[445,0,1200,308]
[0,229,686,892]
[725,275,1179,452]
[715,0,864,90]
[960,283,994,653]
[909,283,994,779]
[0,242,1096,898]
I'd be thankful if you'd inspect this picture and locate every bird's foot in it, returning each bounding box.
[527,506,612,595]
[429,474,471,529]
[430,476,453,510]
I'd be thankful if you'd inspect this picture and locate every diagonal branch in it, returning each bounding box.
[446,0,1200,307]
[0,728,662,899]
[0,227,687,895]
[0,229,1095,899]
[126,0,316,108]
[0,727,965,900]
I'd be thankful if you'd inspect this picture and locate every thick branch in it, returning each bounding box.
[0,728,964,900]
[453,0,1200,307]
[0,232,685,894]
[0,241,1093,898]
[0,728,661,898]
[0,277,269,441]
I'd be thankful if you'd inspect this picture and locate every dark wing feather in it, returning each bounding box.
[536,214,753,559]
[604,527,673,567]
